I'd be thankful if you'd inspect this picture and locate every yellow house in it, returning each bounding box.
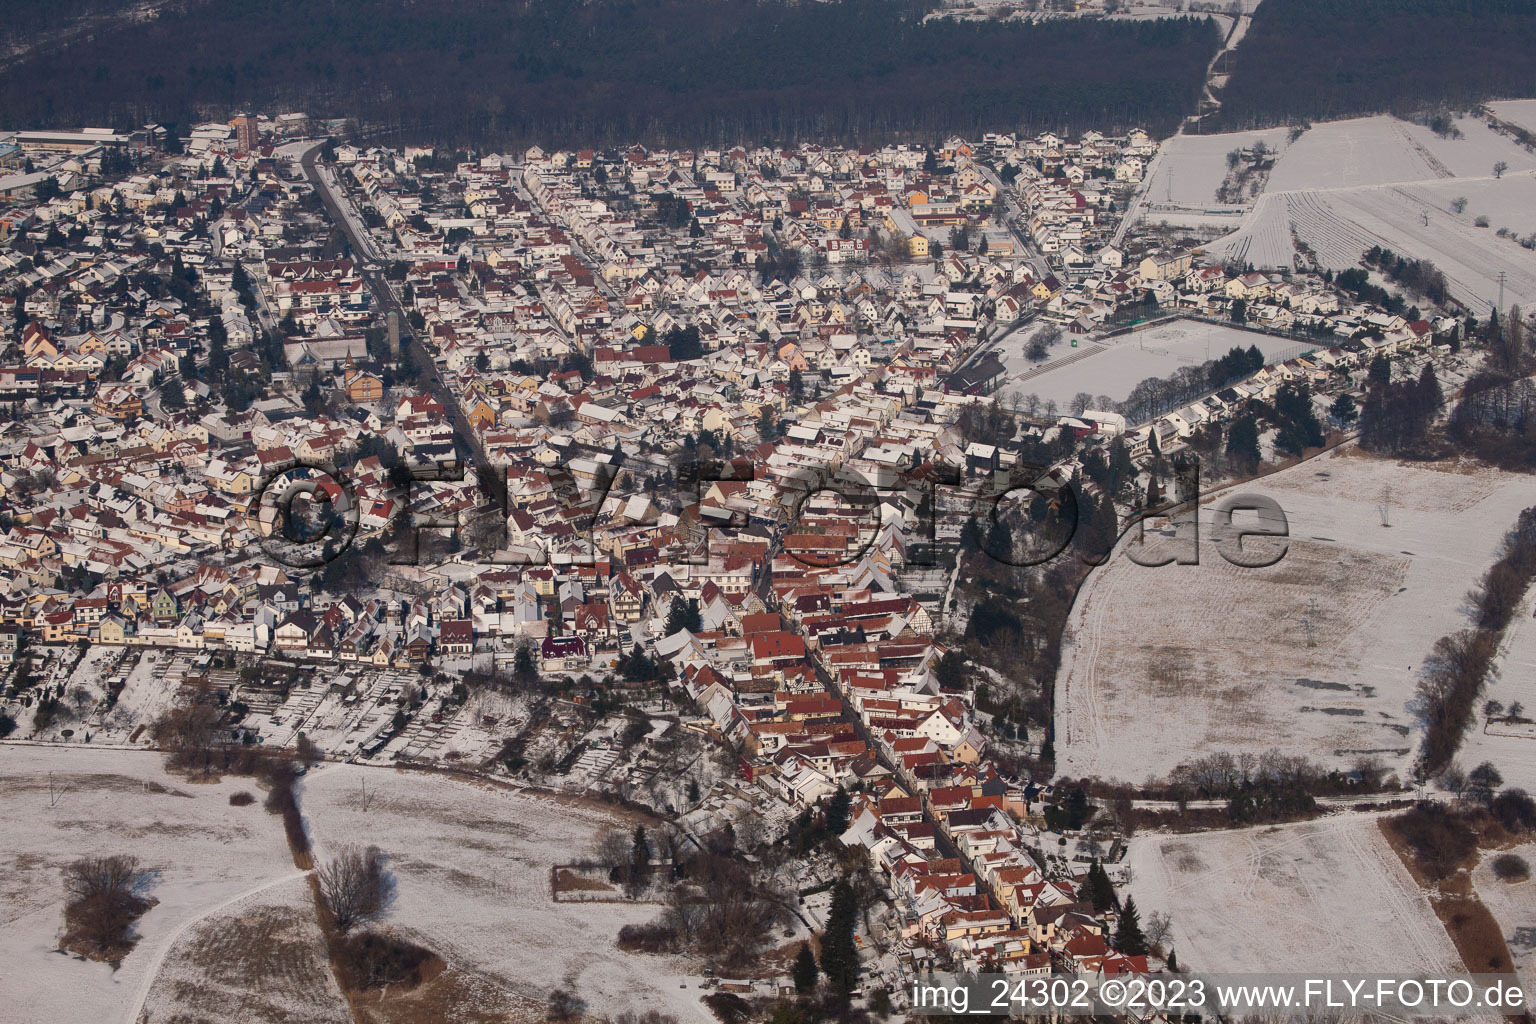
[98,615,127,645]
[344,370,383,402]
[1030,277,1060,302]
[466,397,498,431]
[907,234,929,258]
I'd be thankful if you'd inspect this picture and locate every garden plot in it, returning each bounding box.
[299,763,714,1024]
[1472,842,1536,986]
[0,745,298,1024]
[1055,447,1534,784]
[1456,591,1536,792]
[996,320,1309,417]
[1127,813,1462,974]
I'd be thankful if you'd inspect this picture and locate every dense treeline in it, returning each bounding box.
[1209,0,1536,130]
[1447,309,1536,466]
[1451,375,1536,466]
[0,0,1220,147]
[1359,362,1442,453]
[1118,343,1266,424]
[1363,247,1449,308]
[1415,506,1536,776]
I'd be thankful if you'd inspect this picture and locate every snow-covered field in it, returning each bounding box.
[1488,100,1536,137]
[0,746,717,1024]
[1206,175,1536,312]
[997,319,1313,417]
[1132,112,1536,312]
[1472,841,1536,986]
[1128,813,1462,974]
[1264,116,1536,192]
[0,745,298,1024]
[1139,128,1292,210]
[140,874,351,1024]
[300,763,716,1024]
[1456,590,1536,791]
[1056,446,1535,783]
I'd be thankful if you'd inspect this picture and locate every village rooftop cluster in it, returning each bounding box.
[0,111,1481,998]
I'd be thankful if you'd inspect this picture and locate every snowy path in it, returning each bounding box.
[122,868,313,1024]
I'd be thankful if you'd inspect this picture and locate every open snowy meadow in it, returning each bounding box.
[1130,112,1536,312]
[1127,813,1462,975]
[1455,589,1536,792]
[0,746,712,1024]
[997,319,1310,418]
[0,745,299,1024]
[299,763,714,1024]
[1055,446,1535,784]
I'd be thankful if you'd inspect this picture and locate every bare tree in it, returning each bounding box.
[1494,161,1509,179]
[1439,763,1469,803]
[547,978,587,1022]
[592,827,633,876]
[317,846,392,933]
[61,855,152,958]
[151,704,223,774]
[1145,909,1174,951]
[63,854,145,905]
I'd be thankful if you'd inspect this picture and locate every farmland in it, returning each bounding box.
[0,747,714,1024]
[1127,813,1463,974]
[1205,176,1536,312]
[995,319,1308,418]
[1455,589,1536,792]
[0,745,298,1024]
[1262,116,1536,191]
[1472,841,1536,986]
[299,763,715,1024]
[1055,446,1535,784]
[1128,113,1536,312]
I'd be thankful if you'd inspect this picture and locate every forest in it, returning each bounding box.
[1209,0,1536,129]
[0,0,1220,147]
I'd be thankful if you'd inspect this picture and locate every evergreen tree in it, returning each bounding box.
[631,826,650,870]
[1116,895,1148,956]
[1367,354,1391,389]
[1107,436,1135,495]
[1166,948,1178,971]
[513,642,538,683]
[1416,362,1442,422]
[159,380,185,411]
[664,598,690,637]
[1086,858,1117,912]
[1226,415,1261,472]
[825,786,851,834]
[793,941,820,993]
[820,881,860,992]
